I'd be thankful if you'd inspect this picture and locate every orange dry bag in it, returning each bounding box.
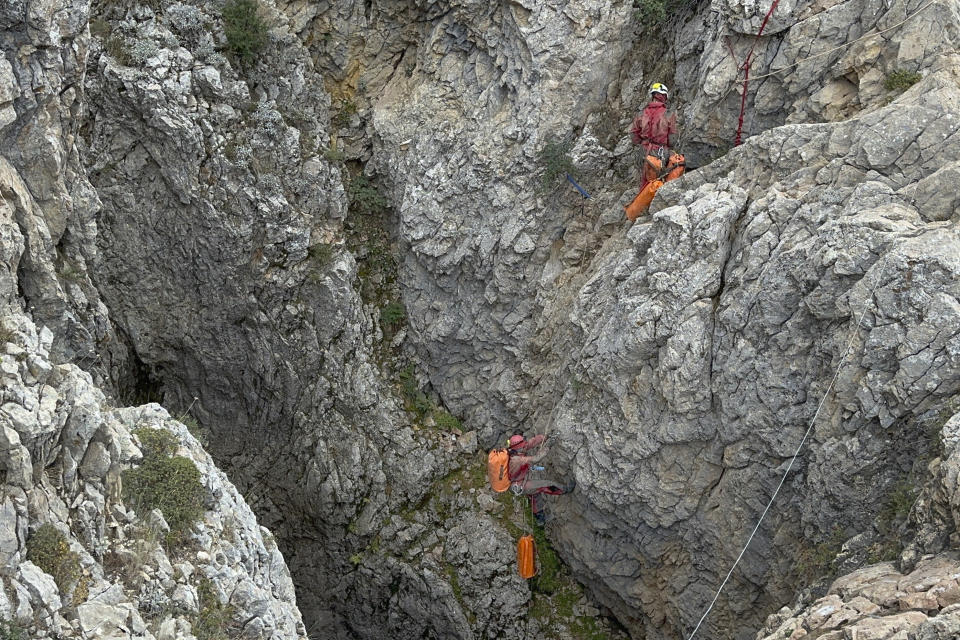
[664,153,685,182]
[624,179,663,221]
[517,534,537,579]
[488,448,510,493]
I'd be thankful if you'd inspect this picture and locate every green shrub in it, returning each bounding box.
[531,522,562,594]
[397,365,432,418]
[192,577,240,640]
[884,69,922,93]
[433,410,461,431]
[633,0,685,27]
[89,18,112,40]
[104,35,133,66]
[380,302,406,332]
[537,140,574,191]
[0,321,14,345]
[222,0,267,65]
[134,426,179,458]
[27,524,82,596]
[793,526,845,581]
[634,0,667,26]
[179,416,209,448]
[332,99,358,128]
[323,144,346,162]
[348,174,388,216]
[0,620,25,640]
[309,243,336,268]
[124,428,205,545]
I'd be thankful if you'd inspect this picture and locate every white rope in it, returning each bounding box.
[685,256,889,640]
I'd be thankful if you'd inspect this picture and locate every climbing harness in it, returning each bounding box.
[684,257,889,640]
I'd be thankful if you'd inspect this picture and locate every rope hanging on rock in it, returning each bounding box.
[729,0,937,146]
[734,0,782,146]
[684,257,889,640]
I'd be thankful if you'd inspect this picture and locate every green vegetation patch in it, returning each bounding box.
[633,0,687,28]
[530,521,562,595]
[222,0,267,65]
[380,301,406,333]
[884,69,922,93]
[537,140,575,191]
[0,620,25,640]
[0,321,14,345]
[124,428,205,545]
[397,364,432,418]
[793,525,845,582]
[332,99,359,128]
[191,576,241,640]
[323,143,346,162]
[309,242,336,268]
[433,409,462,431]
[348,174,388,216]
[27,524,82,596]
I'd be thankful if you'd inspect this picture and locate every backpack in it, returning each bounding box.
[487,448,511,492]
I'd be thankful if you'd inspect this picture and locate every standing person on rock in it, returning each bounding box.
[630,82,680,191]
[507,433,575,525]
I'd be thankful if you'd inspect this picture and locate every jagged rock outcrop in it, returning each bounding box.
[0,317,305,638]
[755,412,960,640]
[0,0,126,380]
[293,0,960,638]
[1,2,297,638]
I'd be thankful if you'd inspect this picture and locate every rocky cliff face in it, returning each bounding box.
[4,0,960,638]
[296,0,960,638]
[1,2,304,638]
[78,1,576,638]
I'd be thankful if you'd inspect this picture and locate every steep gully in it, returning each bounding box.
[75,0,960,639]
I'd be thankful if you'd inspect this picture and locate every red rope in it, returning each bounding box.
[735,62,750,146]
[734,0,782,145]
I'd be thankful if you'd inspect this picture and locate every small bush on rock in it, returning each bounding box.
[0,620,25,640]
[537,140,574,191]
[380,302,406,332]
[884,69,922,93]
[222,0,267,65]
[124,428,205,545]
[348,174,388,215]
[192,576,241,640]
[398,365,432,418]
[433,410,461,431]
[633,0,686,27]
[27,524,82,596]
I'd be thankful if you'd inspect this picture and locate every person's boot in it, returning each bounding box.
[563,478,576,494]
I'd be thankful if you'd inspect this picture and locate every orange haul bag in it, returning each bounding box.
[488,448,510,493]
[665,153,685,182]
[624,179,663,221]
[517,534,537,579]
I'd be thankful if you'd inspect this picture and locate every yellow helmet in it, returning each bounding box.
[650,82,669,98]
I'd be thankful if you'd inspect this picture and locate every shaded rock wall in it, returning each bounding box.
[1,6,305,637]
[0,0,125,378]
[79,2,551,638]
